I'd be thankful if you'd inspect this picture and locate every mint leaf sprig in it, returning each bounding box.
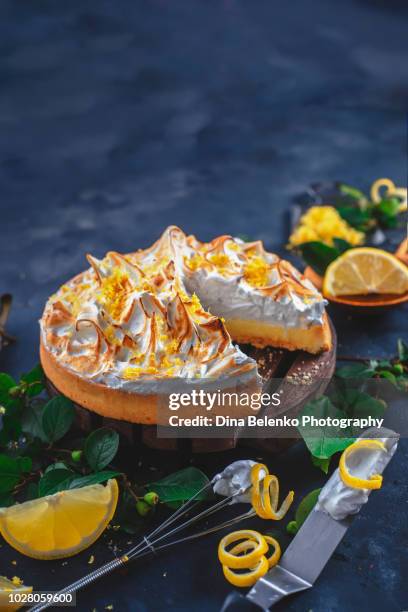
[336,338,408,391]
[338,182,405,231]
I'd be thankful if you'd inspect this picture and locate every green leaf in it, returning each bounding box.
[0,373,16,392]
[25,482,39,501]
[374,198,401,228]
[21,401,48,442]
[397,375,408,392]
[68,471,121,489]
[0,491,14,507]
[297,241,339,276]
[298,397,355,460]
[17,456,32,473]
[44,462,69,474]
[21,364,45,397]
[332,238,352,254]
[0,454,22,493]
[147,467,210,503]
[336,363,375,379]
[295,488,322,529]
[311,456,330,474]
[0,373,19,411]
[339,184,366,202]
[38,469,75,496]
[397,339,408,364]
[337,205,372,231]
[42,396,74,443]
[337,389,386,420]
[84,428,119,471]
[378,370,398,386]
[0,415,22,446]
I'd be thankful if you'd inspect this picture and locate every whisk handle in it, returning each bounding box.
[28,556,129,612]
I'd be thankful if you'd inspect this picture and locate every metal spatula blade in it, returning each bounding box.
[246,509,352,610]
[221,428,399,611]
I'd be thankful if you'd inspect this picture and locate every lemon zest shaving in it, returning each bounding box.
[339,439,386,490]
[250,463,294,520]
[99,270,131,320]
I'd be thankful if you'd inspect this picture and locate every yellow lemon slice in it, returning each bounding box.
[339,440,386,490]
[0,479,118,560]
[0,576,32,611]
[323,247,408,297]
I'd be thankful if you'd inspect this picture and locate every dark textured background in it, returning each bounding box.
[0,1,407,610]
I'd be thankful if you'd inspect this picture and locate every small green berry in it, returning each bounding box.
[136,500,151,517]
[143,491,159,506]
[286,521,298,535]
[392,364,404,375]
[71,450,82,463]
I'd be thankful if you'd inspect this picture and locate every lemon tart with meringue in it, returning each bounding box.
[40,227,331,425]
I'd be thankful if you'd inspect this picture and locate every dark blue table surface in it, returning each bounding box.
[0,1,407,610]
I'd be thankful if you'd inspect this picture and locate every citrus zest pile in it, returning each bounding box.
[218,530,281,587]
[288,206,365,248]
[0,479,118,560]
[243,256,270,288]
[339,440,386,490]
[251,463,294,520]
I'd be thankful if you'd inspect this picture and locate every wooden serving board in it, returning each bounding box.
[45,320,336,454]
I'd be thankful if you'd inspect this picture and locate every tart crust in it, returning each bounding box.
[40,341,262,425]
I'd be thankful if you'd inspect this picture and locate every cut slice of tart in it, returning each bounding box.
[182,231,331,353]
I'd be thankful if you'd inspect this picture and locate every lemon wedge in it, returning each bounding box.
[323,247,408,297]
[0,576,32,611]
[339,440,386,490]
[0,479,118,560]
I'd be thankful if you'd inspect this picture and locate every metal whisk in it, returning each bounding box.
[28,479,255,612]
